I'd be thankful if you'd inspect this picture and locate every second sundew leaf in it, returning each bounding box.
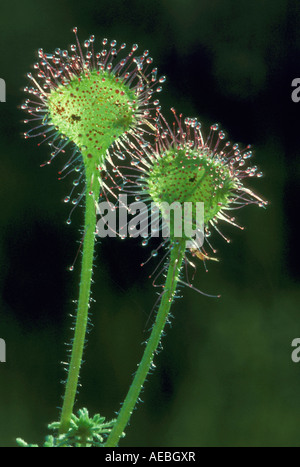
[120,111,267,250]
[147,147,236,230]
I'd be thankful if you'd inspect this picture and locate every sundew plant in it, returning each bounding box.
[18,29,267,447]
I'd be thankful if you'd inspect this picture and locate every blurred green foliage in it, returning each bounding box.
[0,0,299,447]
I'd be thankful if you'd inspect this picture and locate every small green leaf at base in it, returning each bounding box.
[16,408,122,447]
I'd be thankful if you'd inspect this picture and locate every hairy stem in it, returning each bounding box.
[59,170,101,434]
[105,239,186,447]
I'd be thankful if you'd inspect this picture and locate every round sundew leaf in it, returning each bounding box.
[48,70,138,168]
[147,147,236,237]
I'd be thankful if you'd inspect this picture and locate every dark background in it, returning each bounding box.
[0,0,299,447]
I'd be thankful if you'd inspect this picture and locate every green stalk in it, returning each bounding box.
[59,170,101,434]
[105,239,186,447]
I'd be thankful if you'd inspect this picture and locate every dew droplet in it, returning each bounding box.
[117,152,126,161]
[243,151,252,160]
